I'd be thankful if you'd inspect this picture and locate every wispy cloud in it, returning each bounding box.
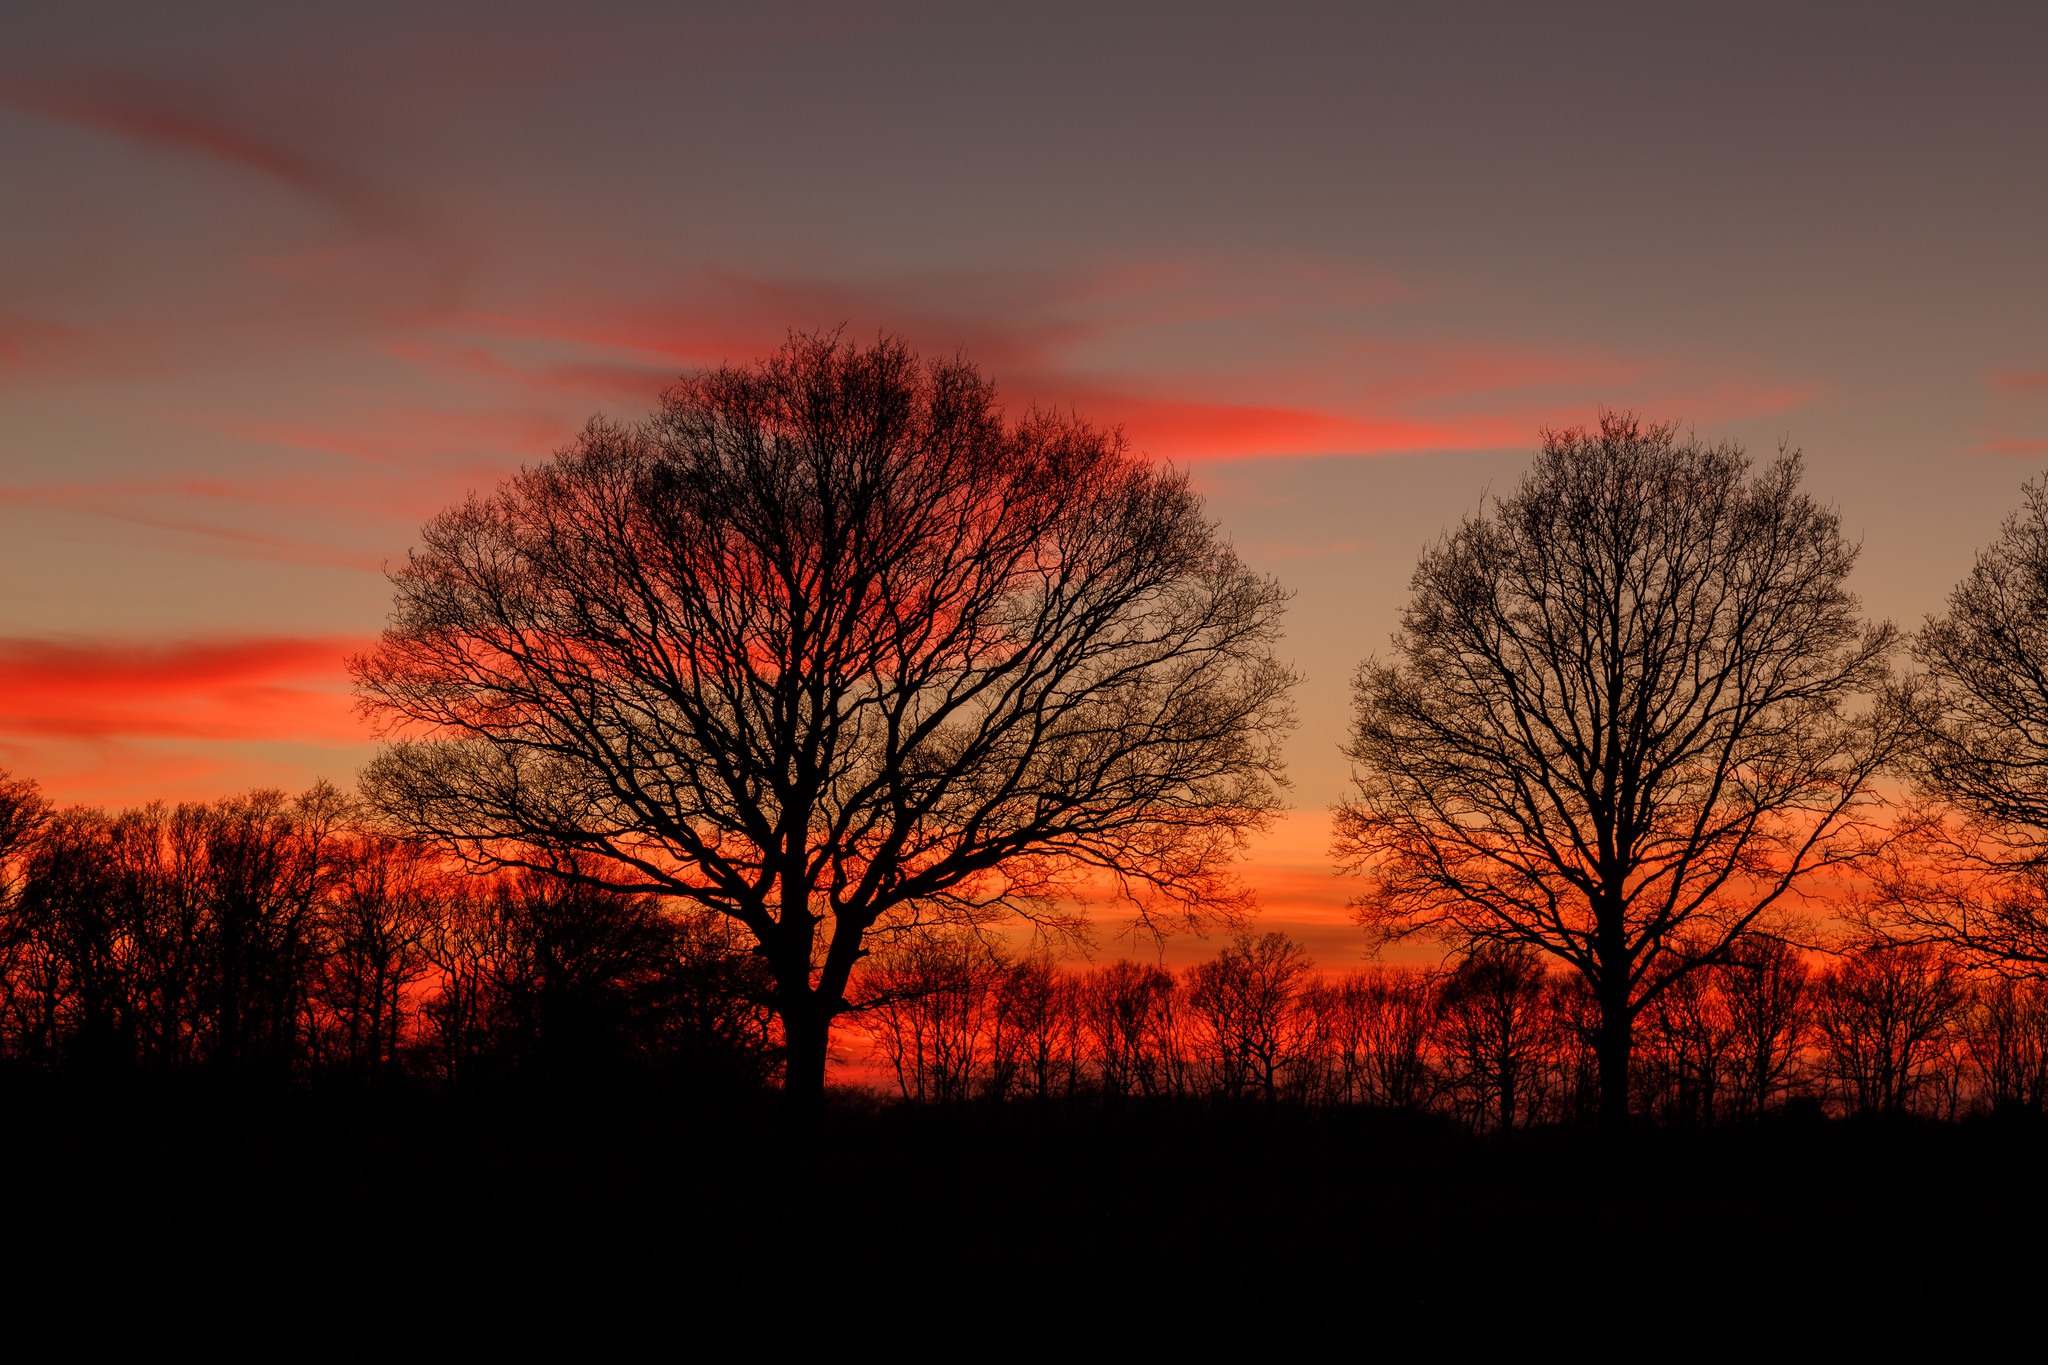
[395,264,1822,462]
[0,635,367,744]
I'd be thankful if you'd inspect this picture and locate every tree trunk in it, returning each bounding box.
[1597,1002,1633,1134]
[781,998,831,1113]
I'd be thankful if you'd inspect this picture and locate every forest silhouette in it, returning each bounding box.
[7,334,2048,1322]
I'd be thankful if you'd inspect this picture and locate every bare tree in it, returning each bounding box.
[852,931,1001,1104]
[1879,474,2048,969]
[353,333,1295,1105]
[309,832,433,1084]
[1716,935,1810,1119]
[1187,930,1315,1102]
[1336,415,1897,1130]
[1437,943,1553,1132]
[1081,960,1180,1101]
[1966,976,2048,1113]
[997,957,1083,1104]
[1333,966,1441,1111]
[0,769,43,913]
[1811,941,1970,1116]
[1636,949,1735,1126]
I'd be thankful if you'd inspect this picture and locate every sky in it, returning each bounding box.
[2,0,2044,962]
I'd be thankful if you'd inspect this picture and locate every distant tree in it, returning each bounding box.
[1187,931,1315,1102]
[104,803,212,1073]
[996,958,1083,1104]
[1081,960,1180,1101]
[1437,943,1552,1132]
[202,786,348,1079]
[1715,935,1811,1119]
[1636,949,1735,1126]
[1811,942,1970,1117]
[1965,976,2048,1114]
[309,832,434,1084]
[1331,965,1441,1111]
[17,811,127,1072]
[0,770,49,1054]
[353,333,1295,1107]
[852,932,1001,1104]
[1336,415,1897,1131]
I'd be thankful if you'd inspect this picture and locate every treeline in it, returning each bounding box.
[855,931,2048,1127]
[0,777,778,1092]
[8,771,2048,1125]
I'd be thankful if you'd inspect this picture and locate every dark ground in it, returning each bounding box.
[3,1084,2041,1344]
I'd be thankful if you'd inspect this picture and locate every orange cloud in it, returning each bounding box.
[0,636,367,744]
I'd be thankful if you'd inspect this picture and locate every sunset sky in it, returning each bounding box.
[3,1,2044,960]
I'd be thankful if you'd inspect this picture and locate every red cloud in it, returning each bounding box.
[0,636,368,745]
[408,269,1821,463]
[1991,368,2048,393]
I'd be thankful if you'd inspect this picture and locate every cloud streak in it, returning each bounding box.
[0,635,367,744]
[402,264,1820,463]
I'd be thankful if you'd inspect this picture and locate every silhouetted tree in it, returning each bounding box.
[17,811,128,1073]
[1812,942,1969,1117]
[1081,960,1181,1101]
[1331,966,1441,1110]
[203,787,346,1080]
[1336,415,1897,1130]
[0,769,42,910]
[1636,948,1736,1126]
[1716,935,1811,1119]
[353,333,1296,1107]
[1879,474,2048,971]
[997,958,1083,1104]
[1966,976,2048,1113]
[1188,931,1314,1102]
[1437,943,1552,1132]
[853,932,1002,1104]
[105,803,212,1074]
[308,832,433,1084]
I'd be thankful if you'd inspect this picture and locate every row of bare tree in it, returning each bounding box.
[0,778,778,1090]
[853,930,2048,1127]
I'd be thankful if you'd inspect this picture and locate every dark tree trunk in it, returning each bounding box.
[781,999,831,1113]
[1597,1002,1633,1134]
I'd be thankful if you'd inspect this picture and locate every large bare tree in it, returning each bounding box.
[1876,475,2048,969]
[1335,415,1897,1130]
[352,334,1296,1104]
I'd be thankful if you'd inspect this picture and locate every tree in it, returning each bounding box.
[1187,930,1315,1102]
[1811,941,1969,1117]
[1330,965,1440,1110]
[0,769,43,914]
[1437,943,1553,1132]
[1336,414,1896,1130]
[1879,474,2048,969]
[1715,934,1810,1119]
[309,832,433,1084]
[353,333,1295,1106]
